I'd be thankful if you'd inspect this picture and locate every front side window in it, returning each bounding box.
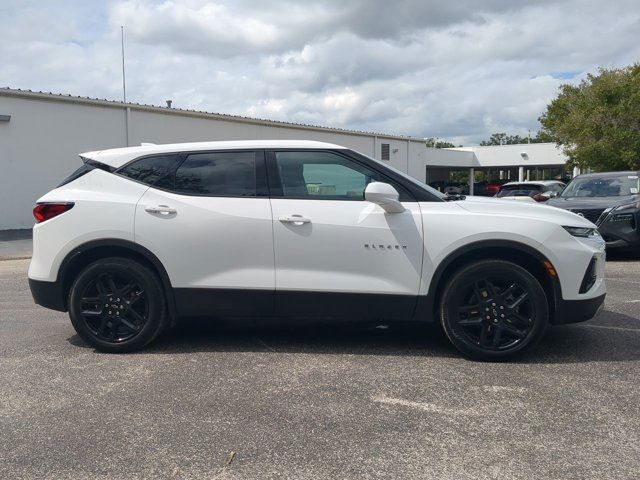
[174,151,257,196]
[273,151,408,200]
[118,154,181,190]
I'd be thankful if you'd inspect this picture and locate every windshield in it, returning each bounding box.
[497,184,542,198]
[561,174,639,198]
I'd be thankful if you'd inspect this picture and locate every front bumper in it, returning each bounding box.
[553,293,605,324]
[29,278,67,312]
[597,210,640,251]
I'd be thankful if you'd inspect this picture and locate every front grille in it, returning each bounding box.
[570,208,605,224]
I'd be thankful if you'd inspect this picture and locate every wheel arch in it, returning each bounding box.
[414,240,562,324]
[57,239,175,317]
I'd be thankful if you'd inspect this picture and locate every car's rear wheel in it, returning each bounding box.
[439,259,548,360]
[68,257,168,352]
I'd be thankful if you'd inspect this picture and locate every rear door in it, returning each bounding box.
[266,149,424,319]
[130,150,275,317]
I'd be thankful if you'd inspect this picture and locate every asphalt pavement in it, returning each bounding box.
[0,257,638,479]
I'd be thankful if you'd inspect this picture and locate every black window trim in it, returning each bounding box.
[114,149,269,198]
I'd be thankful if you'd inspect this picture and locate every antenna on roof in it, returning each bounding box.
[121,26,127,102]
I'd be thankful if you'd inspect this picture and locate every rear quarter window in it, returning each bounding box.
[57,159,113,187]
[117,154,182,190]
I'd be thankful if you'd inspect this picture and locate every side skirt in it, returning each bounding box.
[172,288,423,321]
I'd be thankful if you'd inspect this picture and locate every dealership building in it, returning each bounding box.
[0,88,572,230]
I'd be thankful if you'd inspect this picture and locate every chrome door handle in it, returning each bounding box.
[145,205,177,215]
[279,214,311,225]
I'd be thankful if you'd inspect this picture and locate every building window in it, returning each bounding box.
[381,143,390,161]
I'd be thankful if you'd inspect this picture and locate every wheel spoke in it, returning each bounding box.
[104,274,118,293]
[128,289,145,306]
[120,317,140,332]
[509,311,531,326]
[479,324,490,346]
[499,283,519,301]
[95,278,109,295]
[503,321,527,339]
[97,316,109,337]
[491,326,503,348]
[508,292,528,309]
[81,310,102,317]
[125,308,145,323]
[458,317,483,326]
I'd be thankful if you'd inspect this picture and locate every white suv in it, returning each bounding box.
[28,140,606,359]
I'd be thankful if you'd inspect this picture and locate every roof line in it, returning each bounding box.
[0,87,424,142]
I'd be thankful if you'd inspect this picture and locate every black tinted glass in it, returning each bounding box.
[174,151,257,196]
[57,163,93,187]
[118,154,180,189]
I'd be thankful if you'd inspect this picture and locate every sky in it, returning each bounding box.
[1,0,639,145]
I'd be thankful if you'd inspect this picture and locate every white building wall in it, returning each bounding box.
[0,96,127,230]
[0,90,426,230]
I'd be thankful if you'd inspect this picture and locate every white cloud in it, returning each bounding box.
[1,0,639,144]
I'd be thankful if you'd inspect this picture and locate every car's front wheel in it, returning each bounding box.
[68,257,168,352]
[439,259,548,360]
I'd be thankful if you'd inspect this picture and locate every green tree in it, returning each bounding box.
[425,137,457,148]
[479,132,549,146]
[539,64,640,171]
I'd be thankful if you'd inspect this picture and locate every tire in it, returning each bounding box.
[439,259,548,361]
[68,257,168,353]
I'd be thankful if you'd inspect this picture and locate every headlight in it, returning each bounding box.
[612,201,640,213]
[563,226,601,238]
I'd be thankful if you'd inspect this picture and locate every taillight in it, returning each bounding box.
[532,193,545,202]
[33,202,74,223]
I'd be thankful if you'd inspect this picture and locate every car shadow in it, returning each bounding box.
[605,250,640,261]
[67,310,640,364]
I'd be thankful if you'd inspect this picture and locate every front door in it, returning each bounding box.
[267,150,424,319]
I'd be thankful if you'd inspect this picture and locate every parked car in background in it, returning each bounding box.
[547,171,640,252]
[481,180,509,197]
[28,140,606,360]
[496,181,566,203]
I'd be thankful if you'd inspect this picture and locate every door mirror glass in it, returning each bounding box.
[365,182,404,213]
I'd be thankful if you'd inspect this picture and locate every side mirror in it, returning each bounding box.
[365,182,405,213]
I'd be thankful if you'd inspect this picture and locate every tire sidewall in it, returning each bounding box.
[440,260,548,361]
[68,258,167,353]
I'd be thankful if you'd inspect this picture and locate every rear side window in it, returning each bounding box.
[57,159,113,187]
[174,151,257,196]
[118,154,181,190]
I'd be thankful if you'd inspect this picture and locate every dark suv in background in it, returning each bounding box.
[547,171,640,252]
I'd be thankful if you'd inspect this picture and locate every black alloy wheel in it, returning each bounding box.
[68,257,168,352]
[79,272,148,343]
[440,259,548,360]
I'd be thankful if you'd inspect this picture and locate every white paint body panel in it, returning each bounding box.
[28,170,149,281]
[134,188,274,289]
[270,200,423,295]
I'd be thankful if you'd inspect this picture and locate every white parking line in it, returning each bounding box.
[372,394,479,416]
[583,324,640,333]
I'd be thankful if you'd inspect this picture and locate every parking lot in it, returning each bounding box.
[0,257,638,480]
